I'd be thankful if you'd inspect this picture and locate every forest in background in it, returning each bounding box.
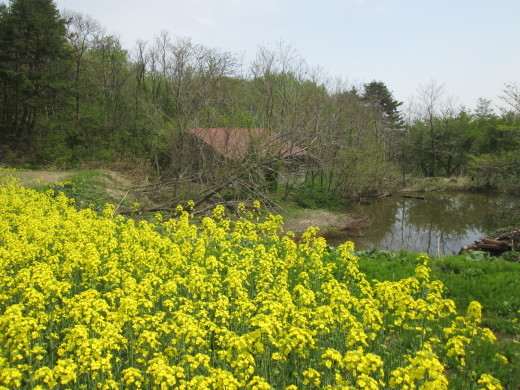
[1,0,519,208]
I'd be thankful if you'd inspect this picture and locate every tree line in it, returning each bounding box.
[1,0,518,206]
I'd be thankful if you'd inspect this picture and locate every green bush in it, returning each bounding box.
[290,184,343,210]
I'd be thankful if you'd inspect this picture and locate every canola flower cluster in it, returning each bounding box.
[0,177,507,389]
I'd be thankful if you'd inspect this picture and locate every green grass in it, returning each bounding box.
[29,170,135,214]
[357,250,520,335]
[402,176,476,192]
[285,181,344,211]
[356,250,520,387]
[65,170,116,211]
[433,255,519,335]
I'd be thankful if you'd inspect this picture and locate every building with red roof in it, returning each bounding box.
[188,128,307,161]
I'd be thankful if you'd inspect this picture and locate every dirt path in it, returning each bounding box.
[4,171,72,186]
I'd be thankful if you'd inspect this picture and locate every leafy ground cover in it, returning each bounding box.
[0,175,517,389]
[357,250,519,388]
[356,250,520,334]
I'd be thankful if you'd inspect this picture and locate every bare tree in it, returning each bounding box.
[138,33,242,200]
[500,82,520,116]
[131,40,149,107]
[415,80,446,176]
[63,10,103,124]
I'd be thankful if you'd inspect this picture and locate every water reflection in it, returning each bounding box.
[335,192,519,254]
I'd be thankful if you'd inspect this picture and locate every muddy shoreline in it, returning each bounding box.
[282,209,372,238]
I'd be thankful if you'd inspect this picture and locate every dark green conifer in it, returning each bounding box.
[362,80,404,128]
[0,0,71,144]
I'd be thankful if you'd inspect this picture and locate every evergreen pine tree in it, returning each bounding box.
[0,0,71,148]
[362,80,404,128]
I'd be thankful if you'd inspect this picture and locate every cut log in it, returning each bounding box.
[460,244,478,252]
[481,238,511,248]
[460,237,512,255]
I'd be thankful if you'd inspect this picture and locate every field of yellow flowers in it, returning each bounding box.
[0,176,512,389]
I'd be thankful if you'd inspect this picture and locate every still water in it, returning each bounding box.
[334,192,519,255]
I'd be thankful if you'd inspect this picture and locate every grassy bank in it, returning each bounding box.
[356,250,519,388]
[355,250,520,334]
[401,175,520,195]
[401,176,477,192]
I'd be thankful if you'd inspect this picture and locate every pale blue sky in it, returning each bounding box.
[54,0,519,110]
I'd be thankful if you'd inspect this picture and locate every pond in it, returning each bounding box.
[333,192,519,255]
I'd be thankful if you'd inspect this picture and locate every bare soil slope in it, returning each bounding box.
[283,209,371,235]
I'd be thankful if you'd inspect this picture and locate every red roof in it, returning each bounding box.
[189,128,306,160]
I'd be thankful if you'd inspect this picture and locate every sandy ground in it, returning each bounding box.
[282,208,371,235]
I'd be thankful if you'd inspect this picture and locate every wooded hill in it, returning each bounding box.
[1,0,519,207]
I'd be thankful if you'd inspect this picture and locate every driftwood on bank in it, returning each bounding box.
[460,237,512,255]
